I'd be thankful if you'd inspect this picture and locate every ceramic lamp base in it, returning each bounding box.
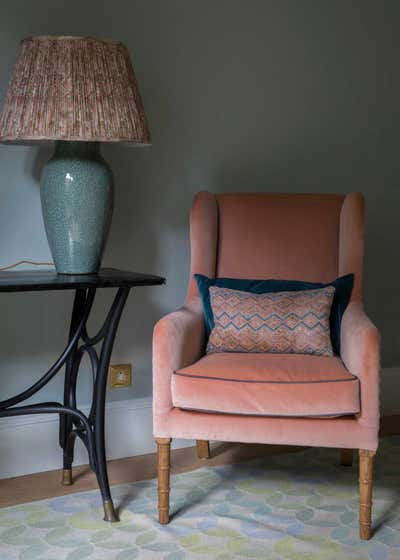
[40,141,114,274]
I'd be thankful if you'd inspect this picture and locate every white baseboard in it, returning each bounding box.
[0,397,192,480]
[0,368,399,480]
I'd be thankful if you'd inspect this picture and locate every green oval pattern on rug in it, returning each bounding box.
[0,437,400,559]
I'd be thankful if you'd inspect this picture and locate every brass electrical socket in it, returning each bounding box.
[109,364,132,388]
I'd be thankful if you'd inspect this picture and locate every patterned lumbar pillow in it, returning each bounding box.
[206,285,335,356]
[194,273,354,354]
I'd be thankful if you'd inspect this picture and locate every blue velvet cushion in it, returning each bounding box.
[194,273,354,355]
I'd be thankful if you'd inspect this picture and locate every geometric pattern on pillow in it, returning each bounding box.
[206,286,335,356]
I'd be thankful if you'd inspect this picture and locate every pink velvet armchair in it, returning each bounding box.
[153,192,380,540]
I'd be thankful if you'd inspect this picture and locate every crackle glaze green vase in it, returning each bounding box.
[40,141,114,275]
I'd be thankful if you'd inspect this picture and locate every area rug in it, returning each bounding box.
[1,437,400,560]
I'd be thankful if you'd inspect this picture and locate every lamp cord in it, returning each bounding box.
[0,260,54,271]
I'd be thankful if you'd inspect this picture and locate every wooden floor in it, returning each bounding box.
[0,414,398,509]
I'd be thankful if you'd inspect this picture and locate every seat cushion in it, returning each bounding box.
[172,353,360,417]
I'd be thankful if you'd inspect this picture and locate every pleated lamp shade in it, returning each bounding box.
[0,36,150,144]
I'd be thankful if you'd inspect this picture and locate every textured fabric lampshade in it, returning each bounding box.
[0,36,150,144]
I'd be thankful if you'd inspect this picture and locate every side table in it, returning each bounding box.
[0,268,164,521]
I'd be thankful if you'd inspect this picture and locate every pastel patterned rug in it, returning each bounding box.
[1,437,400,560]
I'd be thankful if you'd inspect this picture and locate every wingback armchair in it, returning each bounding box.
[153,191,380,539]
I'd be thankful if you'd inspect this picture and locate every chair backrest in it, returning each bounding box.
[186,191,364,303]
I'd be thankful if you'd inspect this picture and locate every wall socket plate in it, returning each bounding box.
[109,364,132,388]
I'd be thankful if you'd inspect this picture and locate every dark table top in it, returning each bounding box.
[0,268,165,293]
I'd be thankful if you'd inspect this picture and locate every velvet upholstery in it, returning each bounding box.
[173,353,360,417]
[216,193,343,281]
[153,191,380,452]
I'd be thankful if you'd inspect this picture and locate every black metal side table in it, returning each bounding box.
[0,268,164,522]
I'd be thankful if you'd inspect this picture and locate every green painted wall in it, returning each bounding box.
[0,0,398,406]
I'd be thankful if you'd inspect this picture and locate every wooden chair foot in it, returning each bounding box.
[359,449,376,540]
[340,448,353,467]
[156,437,171,525]
[196,440,211,459]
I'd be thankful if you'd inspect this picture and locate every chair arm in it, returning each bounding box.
[152,297,205,424]
[340,302,380,429]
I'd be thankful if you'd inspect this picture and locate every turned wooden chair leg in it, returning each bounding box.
[156,437,171,524]
[359,449,376,540]
[196,440,211,459]
[340,448,353,466]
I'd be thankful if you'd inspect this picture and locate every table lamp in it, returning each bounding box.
[0,36,150,274]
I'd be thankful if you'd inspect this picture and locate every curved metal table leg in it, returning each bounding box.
[59,286,130,521]
[60,289,87,486]
[92,287,130,521]
[0,286,131,523]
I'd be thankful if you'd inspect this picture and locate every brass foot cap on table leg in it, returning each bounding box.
[61,469,73,486]
[103,499,119,522]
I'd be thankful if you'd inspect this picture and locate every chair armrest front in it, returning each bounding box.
[152,297,205,430]
[340,302,380,430]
